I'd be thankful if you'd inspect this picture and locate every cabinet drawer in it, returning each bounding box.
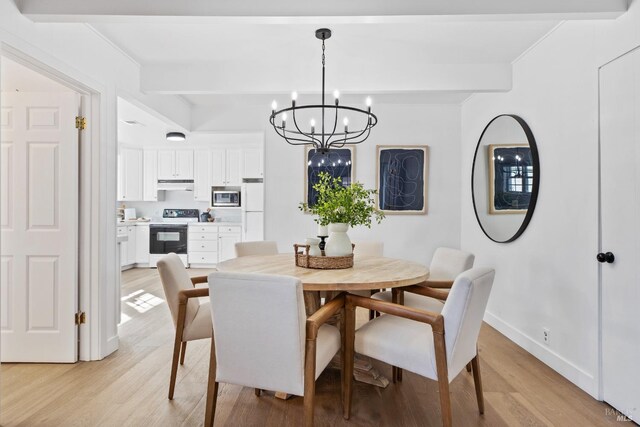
[219,226,242,234]
[190,225,218,233]
[189,232,218,241]
[189,252,217,264]
[189,240,218,252]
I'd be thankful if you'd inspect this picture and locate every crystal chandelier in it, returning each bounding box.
[269,28,378,153]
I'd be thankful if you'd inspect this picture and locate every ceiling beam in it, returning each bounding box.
[140,63,512,95]
[19,0,627,23]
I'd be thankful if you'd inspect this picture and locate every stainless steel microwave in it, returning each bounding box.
[212,190,241,207]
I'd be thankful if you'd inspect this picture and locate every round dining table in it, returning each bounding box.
[216,253,430,390]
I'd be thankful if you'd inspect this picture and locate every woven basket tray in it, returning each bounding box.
[294,243,354,269]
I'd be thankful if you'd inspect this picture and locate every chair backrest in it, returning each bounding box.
[441,267,495,377]
[234,241,278,257]
[208,272,307,396]
[429,247,475,280]
[352,241,384,257]
[157,253,200,328]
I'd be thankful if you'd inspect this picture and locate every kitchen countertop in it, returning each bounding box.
[117,220,241,227]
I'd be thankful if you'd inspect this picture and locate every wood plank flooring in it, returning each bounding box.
[1,268,621,426]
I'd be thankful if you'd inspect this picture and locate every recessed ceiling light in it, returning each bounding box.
[166,132,186,141]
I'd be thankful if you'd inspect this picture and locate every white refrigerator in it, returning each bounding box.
[242,180,264,241]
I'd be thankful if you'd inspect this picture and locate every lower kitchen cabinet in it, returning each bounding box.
[219,232,241,262]
[188,224,241,266]
[135,225,150,264]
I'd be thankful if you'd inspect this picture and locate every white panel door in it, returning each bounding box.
[157,150,175,179]
[193,149,211,201]
[226,149,243,186]
[211,149,226,186]
[174,150,194,180]
[0,92,78,362]
[242,148,263,179]
[599,48,640,422]
[143,150,158,201]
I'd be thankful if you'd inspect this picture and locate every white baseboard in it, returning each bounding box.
[483,311,599,398]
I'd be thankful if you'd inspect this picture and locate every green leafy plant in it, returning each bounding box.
[299,172,385,227]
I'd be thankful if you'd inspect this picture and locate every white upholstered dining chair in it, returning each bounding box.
[204,272,345,427]
[156,253,212,400]
[234,240,278,257]
[343,268,495,427]
[372,247,475,310]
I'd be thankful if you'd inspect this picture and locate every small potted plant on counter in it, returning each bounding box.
[299,172,384,256]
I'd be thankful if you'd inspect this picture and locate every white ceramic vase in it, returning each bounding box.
[325,223,352,257]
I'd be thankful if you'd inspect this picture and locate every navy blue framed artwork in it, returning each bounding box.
[488,144,532,214]
[376,145,428,214]
[304,147,354,207]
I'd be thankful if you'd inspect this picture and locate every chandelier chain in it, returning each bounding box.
[322,39,325,67]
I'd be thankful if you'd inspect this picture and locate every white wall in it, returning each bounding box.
[0,0,190,360]
[460,2,640,398]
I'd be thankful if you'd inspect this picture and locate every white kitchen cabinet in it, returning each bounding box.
[143,150,159,201]
[118,147,143,201]
[226,149,243,185]
[242,148,263,179]
[243,212,264,242]
[175,150,194,179]
[126,226,136,265]
[211,149,245,186]
[193,149,211,202]
[218,228,242,262]
[135,225,150,264]
[118,226,128,268]
[157,150,193,180]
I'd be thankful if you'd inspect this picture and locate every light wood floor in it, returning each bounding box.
[1,268,621,426]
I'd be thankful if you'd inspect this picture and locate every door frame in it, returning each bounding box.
[596,42,640,401]
[1,44,101,361]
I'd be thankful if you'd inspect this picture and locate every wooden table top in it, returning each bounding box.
[216,253,430,291]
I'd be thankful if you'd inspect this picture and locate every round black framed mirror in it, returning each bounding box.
[471,114,539,243]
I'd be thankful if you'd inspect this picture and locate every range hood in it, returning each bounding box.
[157,179,194,191]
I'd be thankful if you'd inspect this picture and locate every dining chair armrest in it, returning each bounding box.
[402,285,450,301]
[423,279,454,289]
[306,293,345,340]
[190,275,209,286]
[346,294,444,334]
[178,287,209,304]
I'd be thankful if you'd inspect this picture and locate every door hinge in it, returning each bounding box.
[75,311,86,325]
[75,116,86,130]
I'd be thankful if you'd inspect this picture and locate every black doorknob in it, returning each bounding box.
[597,252,615,263]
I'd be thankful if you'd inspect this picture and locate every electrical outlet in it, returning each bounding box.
[543,328,550,345]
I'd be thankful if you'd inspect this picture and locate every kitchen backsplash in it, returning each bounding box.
[117,191,242,223]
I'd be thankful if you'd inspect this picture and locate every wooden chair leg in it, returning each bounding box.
[168,303,187,400]
[392,366,397,383]
[343,303,355,420]
[204,336,218,427]
[255,388,261,397]
[180,341,187,365]
[391,289,404,382]
[304,335,317,427]
[466,362,472,373]
[434,332,452,427]
[471,355,485,414]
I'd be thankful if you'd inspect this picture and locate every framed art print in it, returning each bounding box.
[376,145,428,214]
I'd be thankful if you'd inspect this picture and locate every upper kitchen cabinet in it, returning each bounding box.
[157,149,194,180]
[243,148,264,179]
[143,150,159,201]
[193,149,211,202]
[211,148,244,186]
[118,147,143,201]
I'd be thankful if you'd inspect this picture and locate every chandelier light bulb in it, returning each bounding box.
[291,91,298,101]
[343,117,349,126]
[366,97,372,107]
[271,100,277,111]
[310,118,316,127]
[333,90,340,99]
